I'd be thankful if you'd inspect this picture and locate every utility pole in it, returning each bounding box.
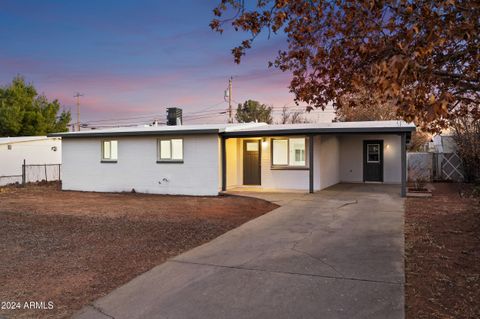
[228,77,233,123]
[74,92,84,131]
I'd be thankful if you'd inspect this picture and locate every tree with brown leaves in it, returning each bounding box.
[211,0,479,132]
[334,89,399,122]
[333,89,430,151]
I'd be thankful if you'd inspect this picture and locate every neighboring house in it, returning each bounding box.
[0,136,62,186]
[426,134,464,181]
[429,134,457,153]
[49,120,415,197]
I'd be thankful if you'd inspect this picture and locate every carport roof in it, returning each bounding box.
[49,120,415,138]
[221,120,415,137]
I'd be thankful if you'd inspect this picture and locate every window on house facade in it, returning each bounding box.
[367,144,380,163]
[271,137,307,168]
[158,138,183,162]
[102,140,118,162]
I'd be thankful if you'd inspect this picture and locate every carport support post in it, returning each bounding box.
[401,133,407,197]
[221,136,226,192]
[309,135,314,193]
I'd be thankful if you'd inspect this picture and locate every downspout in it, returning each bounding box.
[309,134,314,193]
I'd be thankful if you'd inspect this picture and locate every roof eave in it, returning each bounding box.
[221,126,416,137]
[48,129,221,138]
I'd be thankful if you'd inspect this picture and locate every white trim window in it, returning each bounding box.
[271,137,307,168]
[158,138,183,162]
[102,140,118,162]
[367,144,380,163]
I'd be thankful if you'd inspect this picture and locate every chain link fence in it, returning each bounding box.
[23,163,61,184]
[0,160,61,186]
[0,174,22,186]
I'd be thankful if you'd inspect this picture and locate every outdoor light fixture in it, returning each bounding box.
[262,137,268,147]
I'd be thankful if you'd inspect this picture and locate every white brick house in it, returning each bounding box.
[50,121,415,196]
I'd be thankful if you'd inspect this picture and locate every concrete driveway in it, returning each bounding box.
[75,184,405,319]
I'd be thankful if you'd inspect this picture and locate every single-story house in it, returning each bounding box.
[49,120,415,196]
[0,136,62,186]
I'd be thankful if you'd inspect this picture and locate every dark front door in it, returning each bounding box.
[363,140,384,182]
[243,140,261,185]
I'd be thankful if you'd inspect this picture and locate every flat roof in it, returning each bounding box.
[222,121,415,137]
[49,121,415,138]
[0,136,60,145]
[48,123,266,138]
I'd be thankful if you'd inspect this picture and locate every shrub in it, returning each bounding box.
[451,116,480,182]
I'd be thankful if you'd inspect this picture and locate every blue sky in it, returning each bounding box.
[0,0,334,126]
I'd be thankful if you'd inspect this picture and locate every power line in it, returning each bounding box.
[84,114,166,124]
[79,103,227,126]
[74,101,336,128]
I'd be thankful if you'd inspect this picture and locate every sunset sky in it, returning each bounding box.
[0,0,335,127]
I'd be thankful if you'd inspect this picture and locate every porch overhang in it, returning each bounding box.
[221,126,414,139]
[220,125,414,198]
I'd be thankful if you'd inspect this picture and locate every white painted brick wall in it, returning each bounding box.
[62,134,220,195]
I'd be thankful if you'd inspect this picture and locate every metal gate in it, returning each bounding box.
[433,152,464,181]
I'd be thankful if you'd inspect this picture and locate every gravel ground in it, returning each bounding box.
[0,183,278,319]
[405,183,480,318]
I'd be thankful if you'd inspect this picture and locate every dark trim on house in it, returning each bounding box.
[222,127,415,138]
[242,139,262,186]
[221,136,226,192]
[101,160,117,163]
[362,140,384,182]
[51,125,415,139]
[309,134,314,193]
[156,161,184,164]
[49,129,221,138]
[401,133,407,197]
[270,167,310,171]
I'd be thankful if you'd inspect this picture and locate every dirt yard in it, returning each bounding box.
[0,183,278,319]
[405,183,480,318]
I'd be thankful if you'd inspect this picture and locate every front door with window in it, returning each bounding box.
[363,140,383,182]
[243,140,261,185]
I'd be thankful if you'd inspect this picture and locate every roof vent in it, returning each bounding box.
[166,107,182,126]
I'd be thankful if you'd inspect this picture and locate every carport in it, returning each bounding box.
[219,121,414,197]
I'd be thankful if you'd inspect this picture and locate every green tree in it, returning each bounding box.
[235,100,273,124]
[0,76,71,136]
